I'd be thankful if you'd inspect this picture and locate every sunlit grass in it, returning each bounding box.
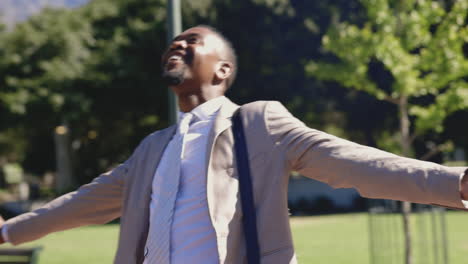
[1,211,467,263]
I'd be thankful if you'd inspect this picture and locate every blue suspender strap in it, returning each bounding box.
[232,109,261,264]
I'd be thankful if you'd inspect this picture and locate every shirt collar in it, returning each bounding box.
[178,96,228,122]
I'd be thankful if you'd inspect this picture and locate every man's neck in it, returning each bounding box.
[173,85,225,112]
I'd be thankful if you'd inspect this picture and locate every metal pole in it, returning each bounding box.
[167,0,182,125]
[440,208,449,264]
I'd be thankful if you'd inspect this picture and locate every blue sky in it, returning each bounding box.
[0,0,89,28]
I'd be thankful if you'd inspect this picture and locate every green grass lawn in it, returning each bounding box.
[2,211,468,263]
[291,213,370,263]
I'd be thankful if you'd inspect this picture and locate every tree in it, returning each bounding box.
[0,0,170,184]
[307,0,468,263]
[2,0,465,200]
[0,0,371,185]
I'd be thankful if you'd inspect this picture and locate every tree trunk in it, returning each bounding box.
[399,96,413,264]
[54,124,74,193]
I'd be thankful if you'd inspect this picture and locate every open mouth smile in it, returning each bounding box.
[164,50,186,66]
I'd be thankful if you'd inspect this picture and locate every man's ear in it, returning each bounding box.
[214,61,233,82]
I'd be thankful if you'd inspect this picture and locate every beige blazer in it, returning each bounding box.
[5,99,467,264]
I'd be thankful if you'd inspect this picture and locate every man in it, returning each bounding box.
[0,25,467,264]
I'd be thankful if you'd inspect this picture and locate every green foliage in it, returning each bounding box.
[0,8,93,114]
[375,130,404,155]
[0,0,170,180]
[0,0,411,182]
[308,0,468,137]
[0,0,465,183]
[411,84,468,133]
[2,163,23,184]
[0,127,27,160]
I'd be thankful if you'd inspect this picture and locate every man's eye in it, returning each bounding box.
[187,37,199,44]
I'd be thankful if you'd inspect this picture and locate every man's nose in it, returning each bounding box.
[170,39,187,50]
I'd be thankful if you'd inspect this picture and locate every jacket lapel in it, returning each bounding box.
[205,99,240,175]
[134,125,176,264]
[205,99,239,229]
[143,125,177,191]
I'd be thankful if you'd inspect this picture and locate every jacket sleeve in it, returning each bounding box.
[4,137,145,245]
[264,101,468,210]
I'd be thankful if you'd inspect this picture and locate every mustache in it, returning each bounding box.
[161,51,194,68]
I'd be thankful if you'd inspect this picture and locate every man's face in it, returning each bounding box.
[161,27,227,88]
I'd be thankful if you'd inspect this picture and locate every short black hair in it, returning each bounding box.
[195,25,238,89]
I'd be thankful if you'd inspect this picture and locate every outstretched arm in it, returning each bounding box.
[0,130,156,246]
[0,161,131,245]
[265,101,468,209]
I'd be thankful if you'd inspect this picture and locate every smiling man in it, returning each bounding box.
[161,26,237,112]
[0,25,467,264]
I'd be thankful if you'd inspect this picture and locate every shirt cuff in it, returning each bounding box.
[2,224,10,243]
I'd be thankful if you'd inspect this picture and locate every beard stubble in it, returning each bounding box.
[162,67,185,85]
